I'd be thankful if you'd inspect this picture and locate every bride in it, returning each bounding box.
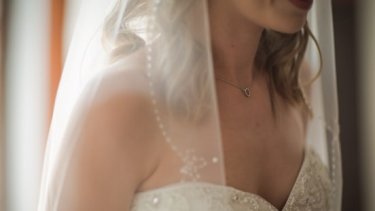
[38,0,342,210]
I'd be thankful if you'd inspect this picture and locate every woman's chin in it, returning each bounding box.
[269,20,307,34]
[277,26,305,34]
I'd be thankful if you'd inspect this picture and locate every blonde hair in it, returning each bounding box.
[103,0,318,120]
[256,25,318,113]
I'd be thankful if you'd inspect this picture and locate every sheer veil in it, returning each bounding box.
[38,0,342,210]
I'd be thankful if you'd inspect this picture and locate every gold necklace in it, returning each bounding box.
[215,74,253,97]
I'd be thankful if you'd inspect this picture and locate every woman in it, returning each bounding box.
[38,0,342,210]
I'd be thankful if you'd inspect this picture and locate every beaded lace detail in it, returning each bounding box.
[130,148,333,211]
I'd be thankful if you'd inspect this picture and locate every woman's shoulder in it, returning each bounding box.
[75,47,162,176]
[69,59,163,201]
[84,60,160,145]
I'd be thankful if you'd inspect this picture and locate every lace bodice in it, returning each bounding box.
[130,148,333,211]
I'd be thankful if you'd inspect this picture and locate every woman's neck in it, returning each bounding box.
[208,1,263,84]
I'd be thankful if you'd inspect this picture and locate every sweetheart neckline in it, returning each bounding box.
[134,146,310,211]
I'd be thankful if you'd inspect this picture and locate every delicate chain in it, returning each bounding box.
[215,73,254,97]
[215,77,243,90]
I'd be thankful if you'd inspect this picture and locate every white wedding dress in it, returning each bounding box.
[130,147,332,211]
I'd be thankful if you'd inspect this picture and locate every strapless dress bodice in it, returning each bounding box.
[130,148,332,211]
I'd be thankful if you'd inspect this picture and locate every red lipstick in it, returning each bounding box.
[289,0,313,10]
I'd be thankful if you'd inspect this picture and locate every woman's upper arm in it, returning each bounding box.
[59,91,161,211]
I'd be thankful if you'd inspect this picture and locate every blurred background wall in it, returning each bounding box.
[333,0,375,210]
[358,0,375,210]
[0,0,5,210]
[0,0,373,210]
[3,0,50,211]
[332,0,362,210]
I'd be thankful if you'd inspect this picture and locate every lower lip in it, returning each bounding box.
[289,0,313,10]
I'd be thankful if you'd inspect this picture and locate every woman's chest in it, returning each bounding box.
[218,98,306,208]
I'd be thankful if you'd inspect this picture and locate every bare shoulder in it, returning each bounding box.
[82,66,162,182]
[62,67,162,210]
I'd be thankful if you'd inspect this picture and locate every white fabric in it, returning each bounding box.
[130,147,332,211]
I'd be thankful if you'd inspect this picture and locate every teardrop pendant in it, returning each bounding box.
[242,88,251,97]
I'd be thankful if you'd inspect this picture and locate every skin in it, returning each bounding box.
[63,1,312,210]
[208,0,310,209]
